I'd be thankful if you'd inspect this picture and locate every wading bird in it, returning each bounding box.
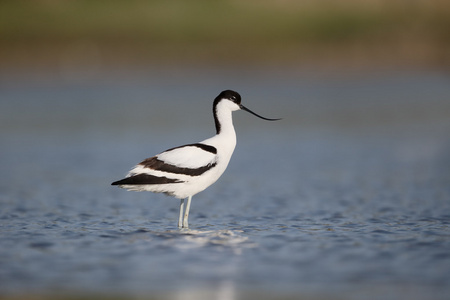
[112,90,280,228]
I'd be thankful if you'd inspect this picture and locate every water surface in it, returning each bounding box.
[1,68,450,299]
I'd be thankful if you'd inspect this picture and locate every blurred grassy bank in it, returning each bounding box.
[1,0,449,70]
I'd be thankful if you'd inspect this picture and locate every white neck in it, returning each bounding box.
[216,108,235,136]
[207,104,237,154]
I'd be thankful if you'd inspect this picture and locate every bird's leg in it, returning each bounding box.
[183,195,192,228]
[178,198,185,228]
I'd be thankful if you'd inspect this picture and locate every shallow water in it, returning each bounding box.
[1,68,450,299]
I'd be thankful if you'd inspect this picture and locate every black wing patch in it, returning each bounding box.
[166,143,217,154]
[111,174,183,185]
[138,157,217,176]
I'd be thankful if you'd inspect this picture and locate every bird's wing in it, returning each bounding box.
[156,143,217,168]
[128,143,218,177]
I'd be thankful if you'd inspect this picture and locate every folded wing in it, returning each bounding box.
[112,143,218,186]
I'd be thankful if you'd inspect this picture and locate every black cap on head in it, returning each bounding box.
[214,90,241,106]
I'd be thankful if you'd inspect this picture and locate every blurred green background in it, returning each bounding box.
[1,0,449,71]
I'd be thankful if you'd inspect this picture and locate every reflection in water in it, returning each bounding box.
[170,229,255,254]
[174,279,237,300]
[151,229,250,300]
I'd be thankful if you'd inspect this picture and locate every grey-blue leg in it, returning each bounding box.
[178,198,185,228]
[183,195,192,228]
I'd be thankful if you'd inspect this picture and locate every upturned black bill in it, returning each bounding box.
[240,105,281,121]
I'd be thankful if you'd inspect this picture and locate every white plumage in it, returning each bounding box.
[112,90,280,228]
